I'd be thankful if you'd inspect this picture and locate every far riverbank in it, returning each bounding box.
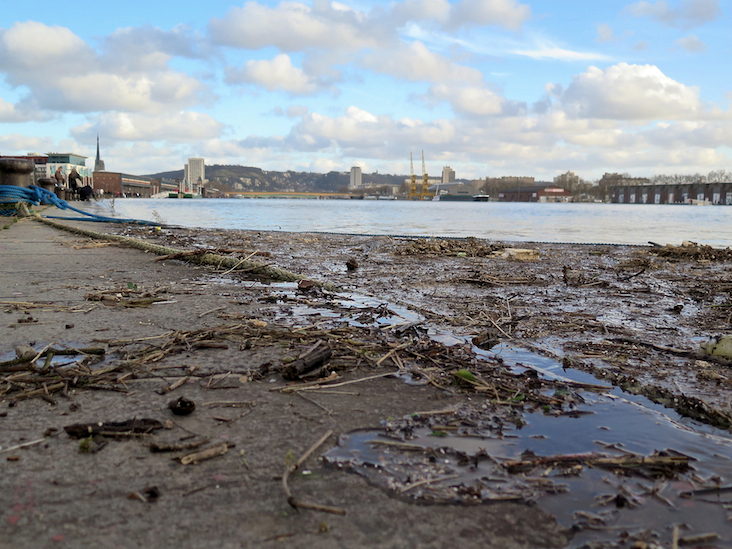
[84,198,732,247]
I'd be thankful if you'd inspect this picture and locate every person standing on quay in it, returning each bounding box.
[68,168,82,198]
[54,167,65,187]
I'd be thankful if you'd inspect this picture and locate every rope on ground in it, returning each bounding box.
[0,185,158,225]
[34,216,338,290]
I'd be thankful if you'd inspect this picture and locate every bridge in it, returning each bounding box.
[223,191,354,199]
[610,181,732,205]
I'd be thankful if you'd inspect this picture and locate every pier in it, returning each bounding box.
[610,181,732,205]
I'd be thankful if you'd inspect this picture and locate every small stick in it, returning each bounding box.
[198,306,226,318]
[220,251,260,275]
[283,371,396,393]
[399,474,460,493]
[180,443,229,465]
[0,438,45,454]
[295,391,333,415]
[281,430,344,515]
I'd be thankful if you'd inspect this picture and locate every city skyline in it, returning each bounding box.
[0,0,729,180]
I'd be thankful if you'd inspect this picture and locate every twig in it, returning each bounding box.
[220,251,259,275]
[294,391,333,415]
[399,474,460,493]
[198,306,226,318]
[0,438,45,454]
[282,371,396,393]
[281,430,344,515]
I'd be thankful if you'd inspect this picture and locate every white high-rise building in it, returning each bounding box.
[350,166,362,189]
[186,158,205,193]
[442,166,456,184]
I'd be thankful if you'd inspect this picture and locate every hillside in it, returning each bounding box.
[145,165,407,193]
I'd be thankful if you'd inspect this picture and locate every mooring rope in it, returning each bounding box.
[0,184,158,225]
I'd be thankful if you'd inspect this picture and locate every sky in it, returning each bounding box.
[0,0,730,181]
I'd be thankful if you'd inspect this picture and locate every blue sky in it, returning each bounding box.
[0,0,729,181]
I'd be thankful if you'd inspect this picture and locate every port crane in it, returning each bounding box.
[407,151,436,200]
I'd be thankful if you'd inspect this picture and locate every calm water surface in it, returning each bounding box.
[103,198,732,247]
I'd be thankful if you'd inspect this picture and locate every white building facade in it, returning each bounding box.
[350,166,362,189]
[185,158,205,194]
[442,166,456,184]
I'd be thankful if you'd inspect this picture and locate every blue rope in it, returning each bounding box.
[0,185,158,225]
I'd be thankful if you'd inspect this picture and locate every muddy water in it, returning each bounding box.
[261,287,732,546]
[326,344,732,546]
[96,199,732,247]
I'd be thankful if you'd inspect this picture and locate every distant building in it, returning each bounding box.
[442,166,456,184]
[94,172,155,197]
[185,158,205,194]
[554,171,579,191]
[498,184,572,202]
[94,136,106,172]
[486,175,535,187]
[350,166,362,189]
[38,153,93,187]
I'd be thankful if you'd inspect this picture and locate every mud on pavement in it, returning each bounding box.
[2,214,732,548]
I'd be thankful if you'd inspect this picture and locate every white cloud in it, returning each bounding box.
[0,21,212,116]
[100,25,209,73]
[226,54,326,95]
[287,105,309,117]
[360,41,482,84]
[675,34,707,52]
[391,0,530,31]
[625,0,721,28]
[72,111,225,143]
[512,40,613,61]
[556,63,704,121]
[427,83,507,115]
[209,1,388,52]
[0,97,50,123]
[446,0,531,31]
[0,21,95,81]
[597,23,614,43]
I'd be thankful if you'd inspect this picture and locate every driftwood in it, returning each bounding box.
[282,341,332,380]
[64,418,163,438]
[149,439,210,453]
[180,442,231,465]
[501,451,690,476]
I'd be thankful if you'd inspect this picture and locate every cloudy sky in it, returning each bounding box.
[0,0,729,180]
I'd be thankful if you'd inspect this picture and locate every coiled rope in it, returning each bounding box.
[0,184,158,225]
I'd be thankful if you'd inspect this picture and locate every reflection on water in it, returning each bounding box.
[326,346,732,547]
[96,198,732,247]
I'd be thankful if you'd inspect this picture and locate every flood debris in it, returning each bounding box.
[281,430,345,515]
[648,240,732,261]
[500,450,690,478]
[397,237,503,257]
[168,396,196,415]
[149,439,210,453]
[127,486,160,503]
[64,418,163,438]
[179,442,231,465]
[701,335,732,358]
[282,340,332,380]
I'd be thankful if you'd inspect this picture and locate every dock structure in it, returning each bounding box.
[610,181,732,205]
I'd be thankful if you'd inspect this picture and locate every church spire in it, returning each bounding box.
[94,135,105,172]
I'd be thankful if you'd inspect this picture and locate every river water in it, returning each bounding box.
[102,198,732,247]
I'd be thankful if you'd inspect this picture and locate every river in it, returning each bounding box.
[100,198,732,247]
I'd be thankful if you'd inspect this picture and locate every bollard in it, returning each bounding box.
[38,177,56,193]
[0,159,34,187]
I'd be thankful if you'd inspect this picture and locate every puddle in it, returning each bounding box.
[201,275,732,545]
[323,338,732,547]
[0,344,112,371]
